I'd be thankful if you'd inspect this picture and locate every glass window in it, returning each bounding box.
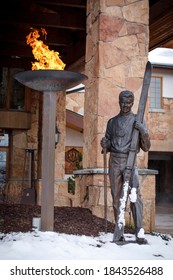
[0,67,25,110]
[0,132,9,181]
[9,68,25,110]
[0,151,7,180]
[0,132,9,147]
[0,67,8,109]
[149,76,162,109]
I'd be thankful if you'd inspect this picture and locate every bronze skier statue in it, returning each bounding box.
[101,89,151,244]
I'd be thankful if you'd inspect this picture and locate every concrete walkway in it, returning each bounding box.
[155,203,173,236]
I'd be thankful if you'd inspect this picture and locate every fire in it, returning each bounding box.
[26,28,66,70]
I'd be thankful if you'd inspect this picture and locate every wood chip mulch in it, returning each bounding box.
[0,204,116,236]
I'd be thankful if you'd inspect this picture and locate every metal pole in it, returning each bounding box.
[28,150,32,189]
[103,147,108,233]
[41,91,57,231]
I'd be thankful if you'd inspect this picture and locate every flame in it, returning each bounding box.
[26,28,66,70]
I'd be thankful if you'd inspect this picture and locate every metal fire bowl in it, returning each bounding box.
[14,70,88,91]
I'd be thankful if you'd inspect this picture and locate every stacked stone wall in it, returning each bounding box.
[75,169,156,232]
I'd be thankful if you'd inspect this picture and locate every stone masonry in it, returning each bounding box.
[79,0,156,232]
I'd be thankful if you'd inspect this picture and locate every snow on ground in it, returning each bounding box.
[0,230,173,260]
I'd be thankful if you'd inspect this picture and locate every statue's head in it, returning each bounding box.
[119,90,134,115]
[119,90,134,102]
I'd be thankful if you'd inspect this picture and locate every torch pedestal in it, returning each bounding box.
[42,91,57,230]
[14,70,87,231]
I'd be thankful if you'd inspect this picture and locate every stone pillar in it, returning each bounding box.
[54,91,70,207]
[78,0,155,232]
[55,91,66,179]
[84,0,149,169]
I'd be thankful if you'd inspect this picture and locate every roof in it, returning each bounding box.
[66,109,83,132]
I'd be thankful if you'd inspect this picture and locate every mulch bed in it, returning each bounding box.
[0,204,134,236]
[0,204,114,236]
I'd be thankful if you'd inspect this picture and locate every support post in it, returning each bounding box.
[41,91,57,231]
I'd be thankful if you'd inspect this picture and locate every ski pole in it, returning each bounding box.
[103,147,108,233]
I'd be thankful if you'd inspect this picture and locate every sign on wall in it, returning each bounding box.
[65,146,83,174]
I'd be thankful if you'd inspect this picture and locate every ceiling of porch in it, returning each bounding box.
[0,0,173,70]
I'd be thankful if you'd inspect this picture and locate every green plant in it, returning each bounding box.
[75,152,83,170]
[67,152,83,195]
[67,176,76,195]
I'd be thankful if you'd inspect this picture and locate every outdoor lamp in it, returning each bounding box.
[55,125,61,148]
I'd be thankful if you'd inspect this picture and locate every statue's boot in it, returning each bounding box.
[131,202,147,244]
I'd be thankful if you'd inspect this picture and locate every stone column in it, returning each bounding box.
[54,91,69,207]
[55,91,66,179]
[78,0,156,232]
[84,0,149,169]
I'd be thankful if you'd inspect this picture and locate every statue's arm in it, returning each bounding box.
[135,120,151,152]
[100,119,112,152]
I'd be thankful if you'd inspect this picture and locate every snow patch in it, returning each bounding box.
[129,187,137,203]
[118,181,129,228]
[137,228,145,238]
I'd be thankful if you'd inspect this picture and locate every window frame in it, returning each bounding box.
[149,75,163,110]
[0,131,10,180]
[0,67,30,112]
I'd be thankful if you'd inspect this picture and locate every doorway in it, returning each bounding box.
[148,151,173,235]
[148,152,173,204]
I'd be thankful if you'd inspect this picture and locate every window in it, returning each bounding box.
[9,68,25,110]
[0,131,9,181]
[0,67,25,110]
[149,76,162,109]
[0,67,8,108]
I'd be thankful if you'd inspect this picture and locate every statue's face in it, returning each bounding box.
[119,97,133,114]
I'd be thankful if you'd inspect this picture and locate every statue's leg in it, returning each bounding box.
[130,190,143,232]
[109,155,126,242]
[130,169,147,243]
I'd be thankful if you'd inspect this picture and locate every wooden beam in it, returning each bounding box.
[0,11,86,30]
[149,10,173,50]
[0,25,75,47]
[35,0,86,9]
[66,109,83,132]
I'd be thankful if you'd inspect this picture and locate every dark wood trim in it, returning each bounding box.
[0,111,31,129]
[66,109,83,132]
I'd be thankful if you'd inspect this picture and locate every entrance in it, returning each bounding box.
[148,152,173,204]
[148,151,173,235]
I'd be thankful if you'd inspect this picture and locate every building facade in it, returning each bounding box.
[148,64,173,204]
[0,1,173,233]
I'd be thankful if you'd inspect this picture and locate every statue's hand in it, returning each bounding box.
[100,137,108,149]
[134,121,146,135]
[123,168,131,182]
